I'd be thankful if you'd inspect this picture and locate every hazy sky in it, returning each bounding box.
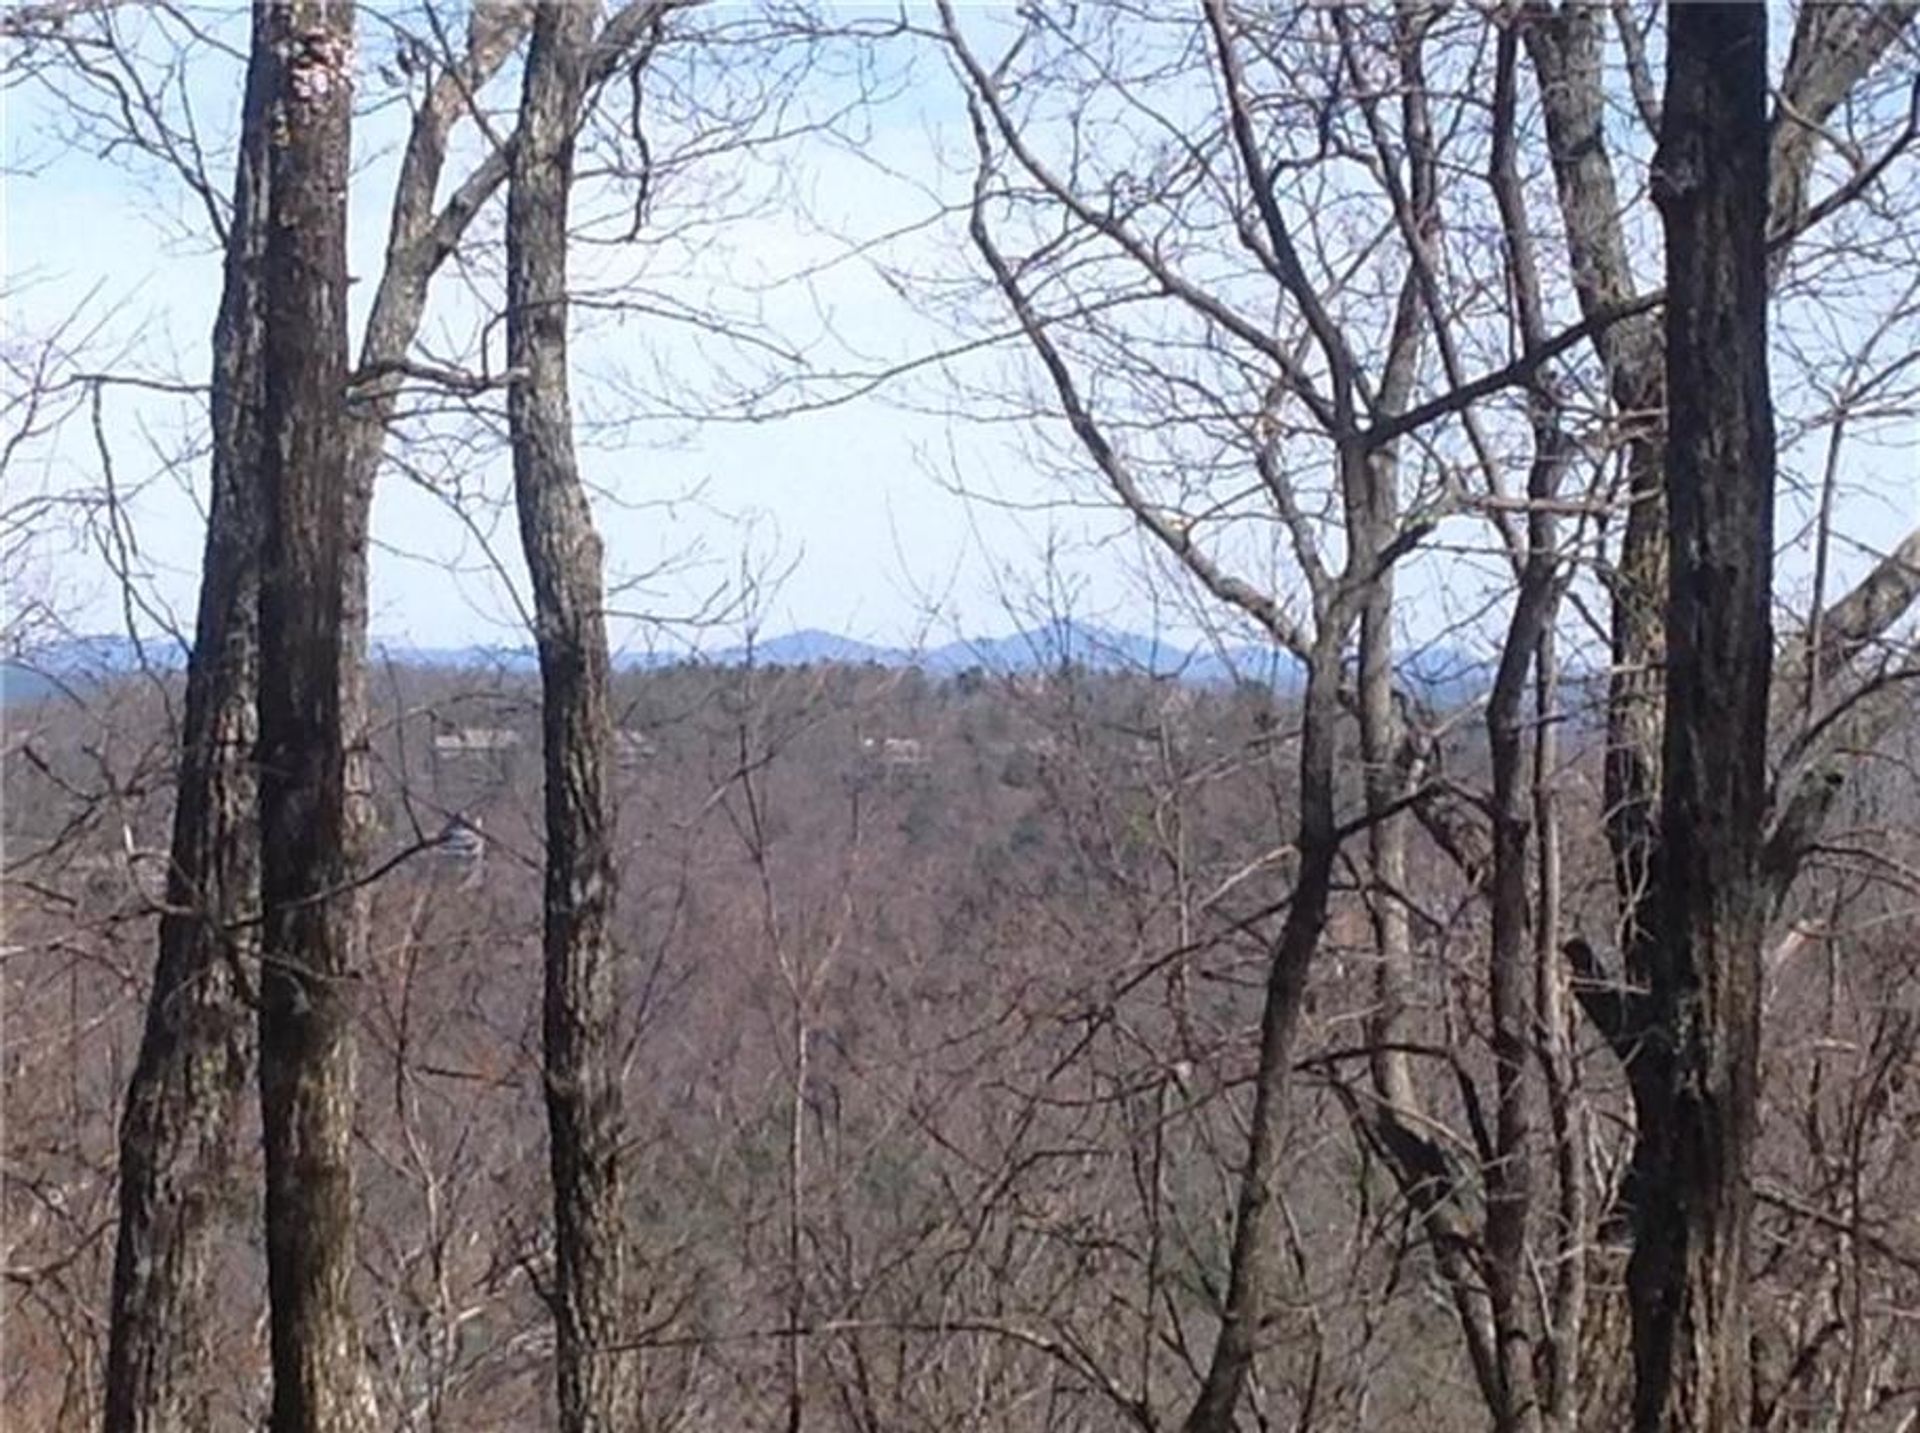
[5,6,1913,662]
[4,6,1179,658]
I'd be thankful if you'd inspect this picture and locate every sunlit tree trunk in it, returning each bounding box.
[508,4,635,1426]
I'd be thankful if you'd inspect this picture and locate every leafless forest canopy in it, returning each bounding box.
[3,3,1919,1432]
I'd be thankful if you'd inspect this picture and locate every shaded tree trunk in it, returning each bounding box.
[252,3,374,1430]
[507,4,635,1427]
[1526,1,1914,1273]
[101,16,273,1430]
[1488,31,1578,1424]
[1628,7,1775,1429]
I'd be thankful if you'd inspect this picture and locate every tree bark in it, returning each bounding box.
[1629,8,1775,1429]
[253,3,374,1430]
[1768,2,1920,264]
[101,14,272,1429]
[508,4,635,1427]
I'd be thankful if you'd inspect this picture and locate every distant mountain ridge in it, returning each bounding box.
[6,621,1495,704]
[387,619,1327,687]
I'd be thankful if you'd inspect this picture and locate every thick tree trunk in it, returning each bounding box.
[1628,8,1775,1430]
[507,5,635,1427]
[253,4,374,1431]
[101,17,273,1431]
[1524,10,1913,1291]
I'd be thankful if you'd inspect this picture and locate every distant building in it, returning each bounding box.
[862,735,928,771]
[432,726,522,756]
[433,814,486,888]
[60,831,168,906]
[1127,733,1165,765]
[615,729,657,767]
[427,718,523,812]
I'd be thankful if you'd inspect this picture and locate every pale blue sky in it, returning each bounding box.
[2,4,1167,659]
[4,5,1914,665]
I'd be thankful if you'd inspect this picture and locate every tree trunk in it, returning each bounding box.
[1522,5,1667,961]
[1483,422,1560,1433]
[104,8,543,1428]
[507,5,635,1427]
[1489,33,1578,1423]
[334,3,534,1066]
[1532,622,1586,1433]
[1362,23,1542,1420]
[1181,631,1343,1433]
[102,16,272,1429]
[1629,7,1775,1429]
[253,3,374,1430]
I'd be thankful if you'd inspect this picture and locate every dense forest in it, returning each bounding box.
[11,653,1913,1430]
[3,4,1919,1432]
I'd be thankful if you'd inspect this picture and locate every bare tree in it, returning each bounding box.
[5,0,532,1421]
[933,4,1920,1429]
[506,2,662,1425]
[8,3,1919,1429]
[252,2,374,1429]
[1627,8,1775,1427]
[76,3,534,1423]
[100,13,270,1428]
[937,5,1475,1425]
[1519,4,1918,1423]
[1524,0,1916,957]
